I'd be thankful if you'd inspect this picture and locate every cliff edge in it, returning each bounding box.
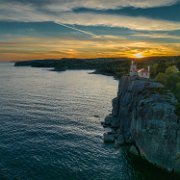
[103,75,180,173]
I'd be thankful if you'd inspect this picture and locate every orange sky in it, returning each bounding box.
[0,36,179,61]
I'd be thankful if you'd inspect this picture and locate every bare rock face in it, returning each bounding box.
[103,75,180,173]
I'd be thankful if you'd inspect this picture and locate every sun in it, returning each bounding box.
[134,52,144,59]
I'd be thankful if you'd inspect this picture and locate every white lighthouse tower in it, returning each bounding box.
[129,60,150,78]
[130,60,138,76]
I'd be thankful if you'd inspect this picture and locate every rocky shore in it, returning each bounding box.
[103,75,180,173]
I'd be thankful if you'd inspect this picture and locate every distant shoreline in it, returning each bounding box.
[14,56,180,80]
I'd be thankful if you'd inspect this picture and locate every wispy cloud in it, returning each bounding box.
[1,0,179,10]
[55,12,180,31]
[55,21,97,37]
[0,3,180,32]
[131,32,180,40]
[44,0,179,13]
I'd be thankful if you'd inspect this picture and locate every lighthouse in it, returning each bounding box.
[129,60,138,76]
[129,60,150,78]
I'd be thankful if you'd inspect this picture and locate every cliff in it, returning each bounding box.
[103,75,180,173]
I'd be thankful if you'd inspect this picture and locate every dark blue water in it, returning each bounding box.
[2,63,176,180]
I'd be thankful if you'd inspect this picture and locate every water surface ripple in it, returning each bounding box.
[0,63,140,180]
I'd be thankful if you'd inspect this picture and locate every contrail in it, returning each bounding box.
[55,21,98,37]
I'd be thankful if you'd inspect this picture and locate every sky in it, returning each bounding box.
[0,0,180,61]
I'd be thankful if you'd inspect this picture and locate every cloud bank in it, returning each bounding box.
[0,2,180,31]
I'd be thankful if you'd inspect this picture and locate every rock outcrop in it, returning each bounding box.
[103,75,180,173]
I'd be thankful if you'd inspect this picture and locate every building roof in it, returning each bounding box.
[137,68,149,73]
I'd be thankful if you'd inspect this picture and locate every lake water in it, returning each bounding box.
[0,63,176,180]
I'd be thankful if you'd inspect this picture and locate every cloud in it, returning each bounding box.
[0,0,180,32]
[1,0,179,10]
[0,2,180,32]
[45,0,180,12]
[55,13,180,31]
[0,3,50,22]
[130,32,180,41]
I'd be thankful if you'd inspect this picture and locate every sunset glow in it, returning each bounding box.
[0,0,179,61]
[134,53,144,59]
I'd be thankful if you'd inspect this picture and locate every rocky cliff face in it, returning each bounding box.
[103,75,180,173]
